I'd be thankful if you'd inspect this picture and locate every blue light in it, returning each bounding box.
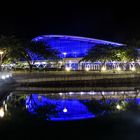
[33,35,123,59]
[26,94,95,121]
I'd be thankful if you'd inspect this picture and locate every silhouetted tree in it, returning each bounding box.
[0,35,59,72]
[81,44,138,64]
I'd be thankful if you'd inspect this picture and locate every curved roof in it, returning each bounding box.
[33,35,123,46]
[33,35,123,59]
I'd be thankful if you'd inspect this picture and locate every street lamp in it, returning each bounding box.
[0,51,4,71]
[62,52,67,58]
[0,107,4,118]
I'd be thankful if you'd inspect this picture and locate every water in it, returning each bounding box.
[2,90,140,139]
[1,90,140,121]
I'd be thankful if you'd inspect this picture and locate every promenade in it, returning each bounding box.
[13,71,139,83]
[12,71,140,93]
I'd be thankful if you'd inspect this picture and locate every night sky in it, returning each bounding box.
[0,2,140,43]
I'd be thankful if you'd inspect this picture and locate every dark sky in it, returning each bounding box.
[0,2,140,43]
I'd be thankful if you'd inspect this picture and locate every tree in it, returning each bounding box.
[125,39,140,61]
[81,44,120,65]
[81,44,138,64]
[0,35,59,72]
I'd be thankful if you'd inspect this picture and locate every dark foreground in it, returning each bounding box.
[1,111,140,140]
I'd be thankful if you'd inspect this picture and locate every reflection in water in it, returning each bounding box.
[0,107,4,118]
[1,90,140,121]
[26,94,95,121]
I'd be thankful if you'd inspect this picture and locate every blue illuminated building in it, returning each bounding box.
[32,35,123,70]
[33,35,122,58]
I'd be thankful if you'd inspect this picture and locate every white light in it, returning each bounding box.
[110,92,114,95]
[102,91,105,95]
[0,108,4,118]
[42,62,46,64]
[69,92,73,95]
[131,67,136,71]
[116,67,121,71]
[63,107,68,113]
[6,75,10,78]
[85,67,90,71]
[65,67,71,72]
[63,52,67,56]
[1,75,6,80]
[3,101,5,105]
[5,104,7,111]
[80,92,84,95]
[35,62,41,65]
[59,93,63,96]
[89,92,95,95]
[0,51,4,55]
[116,104,122,110]
[101,66,106,71]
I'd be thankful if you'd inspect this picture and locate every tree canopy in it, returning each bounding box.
[81,44,139,63]
[0,35,60,71]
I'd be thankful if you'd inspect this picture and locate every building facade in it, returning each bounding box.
[32,35,123,70]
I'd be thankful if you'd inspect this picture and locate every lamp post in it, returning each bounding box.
[0,51,4,71]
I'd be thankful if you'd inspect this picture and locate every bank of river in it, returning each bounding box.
[12,71,140,92]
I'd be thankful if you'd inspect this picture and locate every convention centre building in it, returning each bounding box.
[32,35,123,70]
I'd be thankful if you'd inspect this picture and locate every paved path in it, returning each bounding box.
[13,72,138,83]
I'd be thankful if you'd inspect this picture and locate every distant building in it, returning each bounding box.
[32,35,123,70]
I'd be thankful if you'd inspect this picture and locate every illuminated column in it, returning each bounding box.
[62,52,67,68]
[69,60,72,68]
[78,62,82,70]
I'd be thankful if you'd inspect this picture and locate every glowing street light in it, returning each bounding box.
[116,67,121,71]
[131,67,136,71]
[65,67,71,72]
[85,67,90,71]
[80,92,84,95]
[116,104,122,110]
[1,75,6,80]
[69,92,73,95]
[0,107,4,118]
[63,52,67,58]
[0,51,4,56]
[101,66,106,71]
[59,93,63,96]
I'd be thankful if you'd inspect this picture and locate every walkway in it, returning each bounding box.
[13,71,138,83]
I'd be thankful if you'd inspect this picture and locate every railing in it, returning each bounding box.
[15,86,136,93]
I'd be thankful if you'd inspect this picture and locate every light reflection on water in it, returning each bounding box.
[26,94,95,121]
[2,90,140,121]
